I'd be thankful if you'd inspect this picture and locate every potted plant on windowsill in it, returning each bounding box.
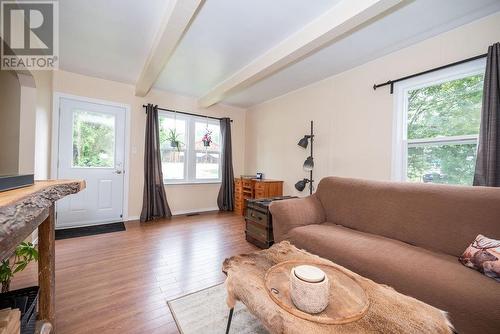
[202,129,212,147]
[165,128,183,152]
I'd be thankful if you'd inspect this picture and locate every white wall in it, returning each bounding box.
[245,13,500,196]
[51,70,246,218]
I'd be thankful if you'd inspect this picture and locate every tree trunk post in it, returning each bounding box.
[38,205,55,331]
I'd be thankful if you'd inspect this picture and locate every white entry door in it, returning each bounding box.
[56,97,126,228]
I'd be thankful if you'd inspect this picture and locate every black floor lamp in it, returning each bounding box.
[295,120,314,195]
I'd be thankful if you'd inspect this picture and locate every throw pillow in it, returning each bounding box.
[459,234,500,282]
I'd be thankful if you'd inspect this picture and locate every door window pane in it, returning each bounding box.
[72,110,115,168]
[195,152,220,179]
[407,143,477,185]
[407,74,483,140]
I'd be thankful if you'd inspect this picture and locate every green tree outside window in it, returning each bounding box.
[406,74,483,185]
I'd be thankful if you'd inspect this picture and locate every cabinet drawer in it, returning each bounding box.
[245,208,268,226]
[242,179,253,187]
[254,182,265,190]
[246,221,267,240]
[245,232,273,249]
[254,190,265,198]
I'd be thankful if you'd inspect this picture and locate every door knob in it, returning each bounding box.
[115,170,123,174]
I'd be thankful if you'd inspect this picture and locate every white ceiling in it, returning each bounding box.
[154,0,341,97]
[59,0,171,84]
[58,0,500,107]
[224,0,500,107]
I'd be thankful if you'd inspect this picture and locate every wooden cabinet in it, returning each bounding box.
[234,178,283,215]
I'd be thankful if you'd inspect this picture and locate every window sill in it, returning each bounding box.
[164,180,222,186]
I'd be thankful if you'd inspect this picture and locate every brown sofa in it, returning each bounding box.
[269,177,500,334]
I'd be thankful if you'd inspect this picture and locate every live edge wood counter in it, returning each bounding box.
[0,180,85,333]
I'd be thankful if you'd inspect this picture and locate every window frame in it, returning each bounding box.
[392,58,486,182]
[159,111,222,185]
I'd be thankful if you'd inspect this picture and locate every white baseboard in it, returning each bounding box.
[126,207,220,221]
[173,207,219,216]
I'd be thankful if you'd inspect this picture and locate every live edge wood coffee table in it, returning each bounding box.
[0,180,85,333]
[222,241,453,334]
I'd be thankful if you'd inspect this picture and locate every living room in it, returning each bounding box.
[0,0,499,333]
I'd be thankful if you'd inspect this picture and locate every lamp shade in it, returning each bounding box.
[297,136,309,148]
[303,156,314,171]
[295,179,309,191]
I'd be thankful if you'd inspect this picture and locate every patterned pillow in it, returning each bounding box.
[459,234,500,282]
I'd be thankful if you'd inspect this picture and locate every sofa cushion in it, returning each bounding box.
[287,223,500,334]
[315,177,500,257]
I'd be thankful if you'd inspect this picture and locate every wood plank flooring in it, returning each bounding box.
[12,212,257,334]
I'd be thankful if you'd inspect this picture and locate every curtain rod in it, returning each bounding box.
[373,53,487,94]
[142,104,232,122]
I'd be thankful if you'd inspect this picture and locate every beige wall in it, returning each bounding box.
[0,71,36,176]
[17,74,37,175]
[52,70,246,218]
[0,70,21,175]
[29,12,499,218]
[245,13,500,196]
[32,71,53,180]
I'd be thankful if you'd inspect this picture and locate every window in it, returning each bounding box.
[158,112,221,184]
[393,59,485,185]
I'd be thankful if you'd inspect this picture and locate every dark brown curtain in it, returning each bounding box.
[140,104,172,222]
[474,43,500,187]
[217,118,234,211]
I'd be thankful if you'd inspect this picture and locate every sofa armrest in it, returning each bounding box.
[269,195,326,242]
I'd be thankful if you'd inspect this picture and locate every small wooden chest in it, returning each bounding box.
[245,196,297,249]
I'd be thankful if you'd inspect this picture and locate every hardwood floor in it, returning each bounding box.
[12,212,257,334]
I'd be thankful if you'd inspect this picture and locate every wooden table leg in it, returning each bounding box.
[38,205,55,332]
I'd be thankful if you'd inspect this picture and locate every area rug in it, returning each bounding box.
[55,222,126,240]
[168,283,268,334]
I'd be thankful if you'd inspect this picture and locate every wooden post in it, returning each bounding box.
[38,205,55,331]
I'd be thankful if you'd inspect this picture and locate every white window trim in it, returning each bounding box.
[392,58,486,181]
[159,111,222,185]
